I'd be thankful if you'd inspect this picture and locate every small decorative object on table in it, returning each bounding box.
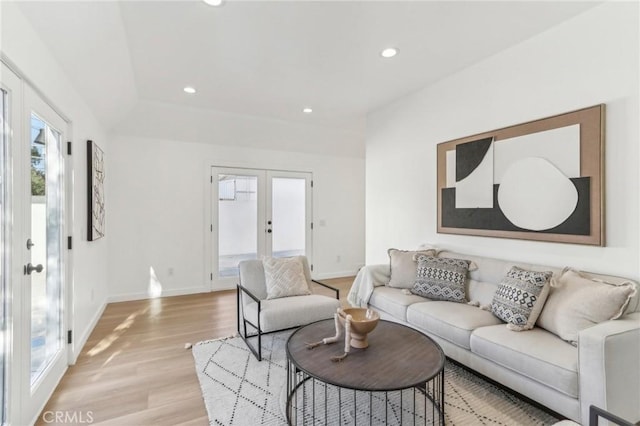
[306,307,379,361]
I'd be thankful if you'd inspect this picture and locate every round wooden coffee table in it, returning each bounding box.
[286,319,445,425]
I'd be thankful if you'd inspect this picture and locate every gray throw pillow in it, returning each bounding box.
[387,248,436,289]
[410,255,469,302]
[491,267,553,331]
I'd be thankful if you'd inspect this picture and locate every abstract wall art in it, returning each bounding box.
[437,105,604,246]
[87,139,105,241]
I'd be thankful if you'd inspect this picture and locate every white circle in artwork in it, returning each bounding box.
[497,157,578,231]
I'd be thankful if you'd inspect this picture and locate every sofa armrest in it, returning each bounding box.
[237,283,261,304]
[347,264,390,307]
[578,312,640,424]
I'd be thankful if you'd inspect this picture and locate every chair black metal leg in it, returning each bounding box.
[236,288,241,336]
[239,317,263,361]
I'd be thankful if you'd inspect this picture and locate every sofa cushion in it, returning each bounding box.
[387,248,436,289]
[263,256,311,299]
[470,325,578,398]
[406,301,502,349]
[491,267,553,331]
[411,255,469,303]
[537,268,638,345]
[369,286,428,321]
[243,295,340,332]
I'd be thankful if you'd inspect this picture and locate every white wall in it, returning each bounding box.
[106,134,365,301]
[1,3,110,359]
[365,2,639,280]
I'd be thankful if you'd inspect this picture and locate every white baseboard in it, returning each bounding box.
[212,283,237,292]
[107,286,209,303]
[70,300,107,364]
[314,270,359,280]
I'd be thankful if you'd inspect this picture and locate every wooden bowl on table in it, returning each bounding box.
[338,308,380,349]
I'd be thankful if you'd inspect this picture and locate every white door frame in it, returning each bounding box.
[207,166,313,291]
[2,59,73,426]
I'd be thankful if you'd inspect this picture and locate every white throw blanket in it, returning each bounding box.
[347,264,390,307]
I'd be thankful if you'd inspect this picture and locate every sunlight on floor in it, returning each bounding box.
[87,307,148,357]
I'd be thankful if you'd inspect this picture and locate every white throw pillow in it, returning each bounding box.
[537,268,637,345]
[263,257,311,300]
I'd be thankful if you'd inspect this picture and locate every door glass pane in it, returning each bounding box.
[30,113,62,385]
[218,174,258,278]
[271,177,305,258]
[0,89,7,423]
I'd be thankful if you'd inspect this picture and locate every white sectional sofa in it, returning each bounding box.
[347,250,640,425]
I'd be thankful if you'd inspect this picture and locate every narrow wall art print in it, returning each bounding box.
[87,139,105,241]
[437,105,604,246]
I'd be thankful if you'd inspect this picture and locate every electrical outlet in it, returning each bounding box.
[336,255,341,263]
[168,267,174,277]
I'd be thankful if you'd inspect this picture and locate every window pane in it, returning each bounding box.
[271,178,305,258]
[30,113,63,385]
[0,89,7,423]
[218,175,258,277]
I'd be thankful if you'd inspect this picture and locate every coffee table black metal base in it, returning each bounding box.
[286,319,445,425]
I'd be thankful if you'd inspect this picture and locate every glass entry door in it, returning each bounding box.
[211,167,312,289]
[265,171,312,260]
[1,61,69,425]
[21,82,68,425]
[215,169,265,279]
[0,72,10,426]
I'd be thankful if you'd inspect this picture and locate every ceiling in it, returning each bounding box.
[16,1,599,139]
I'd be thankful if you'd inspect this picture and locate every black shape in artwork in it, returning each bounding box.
[455,137,493,182]
[441,177,591,235]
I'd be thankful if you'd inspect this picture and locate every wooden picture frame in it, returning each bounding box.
[437,104,604,246]
[87,139,105,241]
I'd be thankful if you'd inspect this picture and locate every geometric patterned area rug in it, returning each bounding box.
[192,331,560,425]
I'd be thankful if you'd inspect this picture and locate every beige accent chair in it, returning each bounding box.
[237,256,340,360]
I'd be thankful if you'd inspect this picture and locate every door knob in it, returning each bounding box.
[25,263,44,275]
[267,229,272,233]
[26,238,35,250]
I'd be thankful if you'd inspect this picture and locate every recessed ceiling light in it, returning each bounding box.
[183,86,196,94]
[380,47,399,59]
[303,108,313,114]
[203,0,224,6]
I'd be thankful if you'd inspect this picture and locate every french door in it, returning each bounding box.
[211,167,312,290]
[2,62,69,425]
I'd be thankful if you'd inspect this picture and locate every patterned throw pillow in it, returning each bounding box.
[263,257,311,300]
[491,267,553,331]
[410,255,469,302]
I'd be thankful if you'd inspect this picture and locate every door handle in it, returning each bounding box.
[24,263,44,275]
[267,229,272,233]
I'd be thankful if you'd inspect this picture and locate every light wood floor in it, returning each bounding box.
[36,277,354,426]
